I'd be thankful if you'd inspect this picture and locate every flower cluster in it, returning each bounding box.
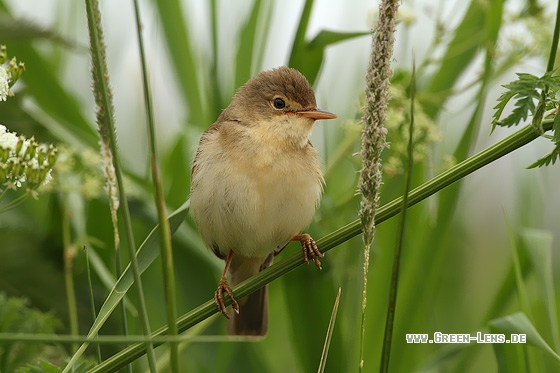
[0,125,57,198]
[0,45,26,101]
[359,0,400,247]
[383,82,441,176]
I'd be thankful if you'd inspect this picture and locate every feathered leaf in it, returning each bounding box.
[492,72,560,130]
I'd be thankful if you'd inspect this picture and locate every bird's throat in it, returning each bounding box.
[251,115,314,150]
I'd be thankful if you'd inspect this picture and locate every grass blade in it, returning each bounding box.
[317,288,341,373]
[292,30,370,85]
[80,0,158,371]
[61,194,79,354]
[85,246,102,363]
[62,201,190,370]
[152,0,209,127]
[423,0,487,118]
[380,56,415,373]
[504,211,533,319]
[521,229,559,352]
[131,0,179,370]
[234,0,263,89]
[491,312,560,363]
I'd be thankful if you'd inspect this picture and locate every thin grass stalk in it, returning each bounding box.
[85,246,102,363]
[0,193,28,213]
[0,333,243,344]
[61,194,79,354]
[209,0,222,117]
[380,60,416,373]
[87,117,555,373]
[131,0,179,371]
[116,249,133,373]
[77,0,157,371]
[358,0,399,370]
[317,288,342,373]
[503,212,535,370]
[546,0,560,74]
[504,212,533,319]
[532,0,560,133]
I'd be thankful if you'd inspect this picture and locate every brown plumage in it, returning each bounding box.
[190,67,336,336]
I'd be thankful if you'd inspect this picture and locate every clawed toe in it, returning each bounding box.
[293,233,323,269]
[214,277,239,318]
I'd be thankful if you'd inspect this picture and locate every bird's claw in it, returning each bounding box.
[295,233,323,269]
[214,277,239,318]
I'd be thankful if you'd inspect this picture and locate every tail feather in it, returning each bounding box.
[227,253,274,336]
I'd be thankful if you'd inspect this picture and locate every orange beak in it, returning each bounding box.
[296,108,337,120]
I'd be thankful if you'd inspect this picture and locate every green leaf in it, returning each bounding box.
[554,101,560,143]
[527,143,560,168]
[423,0,486,118]
[504,212,532,319]
[61,201,190,372]
[289,0,314,71]
[490,336,526,373]
[234,0,265,90]
[163,134,190,208]
[16,361,61,373]
[492,73,541,129]
[288,0,369,85]
[152,0,210,127]
[492,72,560,130]
[290,30,370,86]
[16,359,95,373]
[520,229,560,351]
[0,15,77,47]
[490,312,560,363]
[415,343,473,372]
[0,294,59,373]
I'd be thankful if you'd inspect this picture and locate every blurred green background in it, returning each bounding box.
[1,0,559,372]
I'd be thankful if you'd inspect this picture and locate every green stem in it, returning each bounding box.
[0,333,235,344]
[116,251,132,373]
[131,0,179,371]
[0,193,28,214]
[546,0,560,73]
[85,246,102,363]
[88,119,553,372]
[62,194,79,354]
[77,0,157,371]
[380,64,416,373]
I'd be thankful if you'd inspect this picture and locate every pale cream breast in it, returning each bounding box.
[190,119,323,259]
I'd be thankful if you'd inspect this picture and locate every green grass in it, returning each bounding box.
[0,0,559,372]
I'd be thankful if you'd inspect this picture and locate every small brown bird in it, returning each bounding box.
[190,66,336,336]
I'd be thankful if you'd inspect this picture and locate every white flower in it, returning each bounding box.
[0,125,57,192]
[0,124,19,152]
[0,66,9,101]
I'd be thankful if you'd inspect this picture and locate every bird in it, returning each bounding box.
[190,66,336,336]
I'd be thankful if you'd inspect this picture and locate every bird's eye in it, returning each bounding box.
[273,97,286,109]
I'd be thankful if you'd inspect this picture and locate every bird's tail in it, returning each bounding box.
[227,253,274,336]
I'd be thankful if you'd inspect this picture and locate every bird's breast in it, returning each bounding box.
[190,127,323,259]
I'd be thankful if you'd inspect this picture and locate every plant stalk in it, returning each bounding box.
[131,0,179,371]
[88,119,553,372]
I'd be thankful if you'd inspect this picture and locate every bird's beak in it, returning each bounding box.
[296,108,337,120]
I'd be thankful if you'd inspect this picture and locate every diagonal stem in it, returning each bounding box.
[88,119,553,372]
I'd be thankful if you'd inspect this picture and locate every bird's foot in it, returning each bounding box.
[214,276,239,318]
[293,233,323,269]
